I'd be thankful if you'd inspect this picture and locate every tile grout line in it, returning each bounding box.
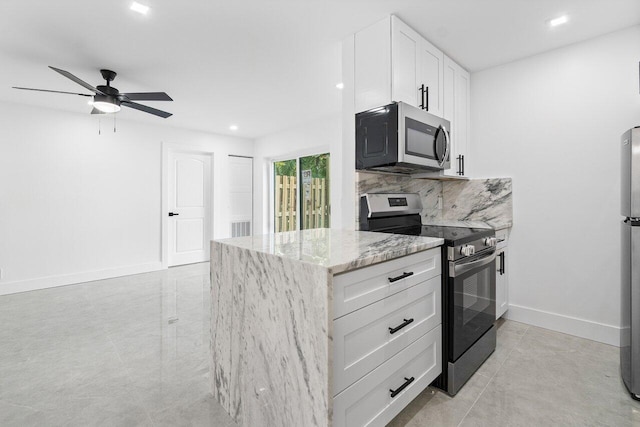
[455,324,531,427]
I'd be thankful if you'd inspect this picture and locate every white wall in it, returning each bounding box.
[0,101,253,295]
[253,113,342,234]
[470,25,640,345]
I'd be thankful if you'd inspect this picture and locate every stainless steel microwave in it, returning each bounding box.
[355,101,451,174]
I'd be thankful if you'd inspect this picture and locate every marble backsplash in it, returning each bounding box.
[442,178,512,227]
[356,172,442,223]
[356,171,512,229]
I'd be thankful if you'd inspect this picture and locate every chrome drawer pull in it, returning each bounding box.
[388,318,414,334]
[388,271,414,283]
[390,376,415,398]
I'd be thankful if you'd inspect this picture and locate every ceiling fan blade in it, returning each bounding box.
[12,86,93,97]
[90,107,105,115]
[121,101,172,118]
[49,66,106,95]
[121,92,173,101]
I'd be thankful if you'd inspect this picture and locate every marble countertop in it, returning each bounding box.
[213,229,443,275]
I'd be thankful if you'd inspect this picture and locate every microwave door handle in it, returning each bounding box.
[439,126,451,168]
[450,251,496,278]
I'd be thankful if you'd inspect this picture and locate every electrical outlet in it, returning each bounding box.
[437,195,443,210]
[0,268,3,280]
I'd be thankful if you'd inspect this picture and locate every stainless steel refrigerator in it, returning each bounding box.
[621,126,640,400]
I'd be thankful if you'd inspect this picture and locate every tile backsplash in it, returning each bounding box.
[356,171,512,229]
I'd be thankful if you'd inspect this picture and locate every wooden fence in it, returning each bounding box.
[275,175,329,232]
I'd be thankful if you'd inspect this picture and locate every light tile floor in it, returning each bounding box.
[1,262,638,426]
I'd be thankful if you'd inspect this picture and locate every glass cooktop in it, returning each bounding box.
[378,224,494,246]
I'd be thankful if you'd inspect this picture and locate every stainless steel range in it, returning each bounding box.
[360,192,497,395]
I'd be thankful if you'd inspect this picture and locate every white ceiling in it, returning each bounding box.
[1,0,639,139]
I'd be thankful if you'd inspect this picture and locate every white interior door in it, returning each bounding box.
[168,152,211,266]
[228,156,253,237]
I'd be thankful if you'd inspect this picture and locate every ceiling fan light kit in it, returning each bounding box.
[93,94,121,113]
[13,66,173,118]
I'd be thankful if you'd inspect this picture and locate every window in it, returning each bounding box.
[273,153,330,232]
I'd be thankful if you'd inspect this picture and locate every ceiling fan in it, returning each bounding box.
[13,66,173,118]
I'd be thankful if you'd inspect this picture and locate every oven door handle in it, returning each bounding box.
[450,251,496,278]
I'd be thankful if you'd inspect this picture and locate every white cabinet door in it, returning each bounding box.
[455,65,470,175]
[391,16,420,107]
[355,17,392,113]
[495,229,510,319]
[443,55,470,177]
[418,38,444,118]
[443,56,455,123]
[443,56,457,176]
[391,16,443,116]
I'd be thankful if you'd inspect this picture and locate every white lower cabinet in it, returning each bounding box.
[333,326,442,427]
[495,229,510,319]
[332,248,443,426]
[333,276,441,394]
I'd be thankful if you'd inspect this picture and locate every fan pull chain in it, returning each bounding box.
[113,115,116,133]
[98,118,101,135]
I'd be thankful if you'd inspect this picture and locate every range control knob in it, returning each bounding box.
[460,245,475,257]
[484,237,497,247]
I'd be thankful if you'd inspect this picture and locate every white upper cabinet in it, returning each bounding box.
[354,18,392,113]
[391,19,419,107]
[443,55,470,177]
[355,16,444,117]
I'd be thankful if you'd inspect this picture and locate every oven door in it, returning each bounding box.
[448,250,496,361]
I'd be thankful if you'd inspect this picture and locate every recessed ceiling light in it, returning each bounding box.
[336,82,344,90]
[130,2,150,15]
[549,15,569,27]
[229,125,238,131]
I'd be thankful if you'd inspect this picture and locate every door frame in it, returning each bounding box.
[268,145,330,234]
[161,142,215,269]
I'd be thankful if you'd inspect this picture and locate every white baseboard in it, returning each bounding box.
[0,262,165,296]
[505,304,620,347]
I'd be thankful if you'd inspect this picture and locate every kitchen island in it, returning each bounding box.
[210,229,443,427]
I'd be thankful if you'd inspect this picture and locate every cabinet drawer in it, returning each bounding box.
[333,325,442,427]
[333,276,441,395]
[333,248,441,319]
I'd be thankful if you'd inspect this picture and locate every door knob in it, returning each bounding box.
[168,212,179,217]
